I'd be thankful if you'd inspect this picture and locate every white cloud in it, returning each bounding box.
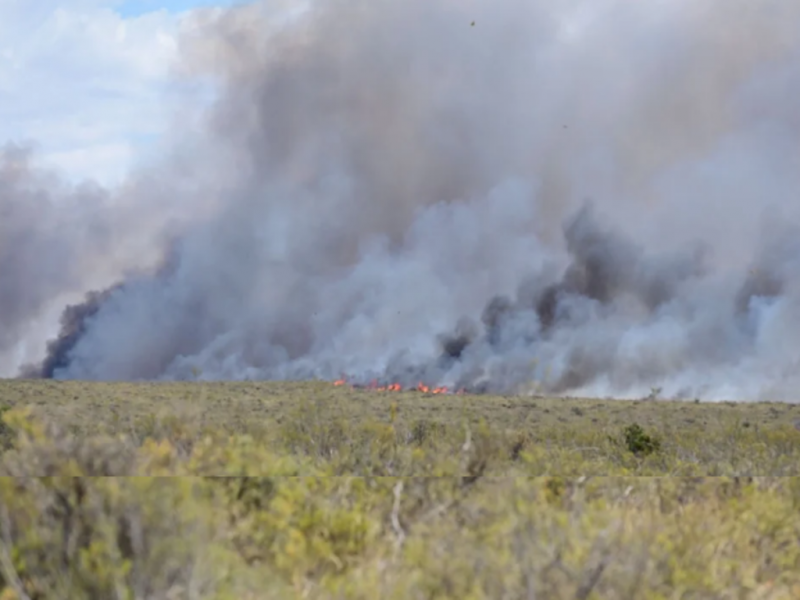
[0,1,187,186]
[0,1,311,186]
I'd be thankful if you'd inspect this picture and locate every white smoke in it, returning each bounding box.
[5,0,800,401]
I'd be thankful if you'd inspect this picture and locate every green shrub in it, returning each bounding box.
[0,404,13,453]
[622,423,661,457]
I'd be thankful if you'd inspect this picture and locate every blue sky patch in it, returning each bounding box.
[115,0,242,18]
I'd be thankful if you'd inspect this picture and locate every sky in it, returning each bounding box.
[0,0,242,186]
[116,0,241,18]
[0,0,582,188]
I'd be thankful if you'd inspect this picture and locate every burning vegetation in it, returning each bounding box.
[333,377,459,394]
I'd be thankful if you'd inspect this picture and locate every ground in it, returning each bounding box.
[0,379,799,598]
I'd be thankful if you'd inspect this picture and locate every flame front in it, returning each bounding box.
[330,377,462,394]
[416,382,448,394]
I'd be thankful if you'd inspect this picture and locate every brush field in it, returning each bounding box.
[1,379,800,599]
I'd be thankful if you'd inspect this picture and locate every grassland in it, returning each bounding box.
[0,379,799,599]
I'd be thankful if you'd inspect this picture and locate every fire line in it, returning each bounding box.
[331,378,463,394]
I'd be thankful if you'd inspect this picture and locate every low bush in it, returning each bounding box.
[622,422,662,456]
[0,382,798,599]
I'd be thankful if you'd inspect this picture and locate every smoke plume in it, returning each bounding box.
[5,0,800,400]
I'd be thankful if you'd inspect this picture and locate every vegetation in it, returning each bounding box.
[0,379,799,599]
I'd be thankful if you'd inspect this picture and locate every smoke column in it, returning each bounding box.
[5,0,800,400]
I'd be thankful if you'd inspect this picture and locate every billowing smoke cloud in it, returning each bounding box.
[19,285,124,379]
[6,0,800,400]
[0,137,224,373]
[0,143,139,370]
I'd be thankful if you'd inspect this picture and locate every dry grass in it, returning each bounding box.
[2,379,799,454]
[0,379,799,599]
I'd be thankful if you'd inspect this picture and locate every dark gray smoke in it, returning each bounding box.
[19,286,123,379]
[7,0,800,400]
[0,139,219,374]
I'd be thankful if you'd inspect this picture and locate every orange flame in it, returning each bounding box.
[331,377,461,394]
[413,383,448,394]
